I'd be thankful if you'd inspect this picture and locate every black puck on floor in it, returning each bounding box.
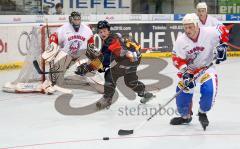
[103,137,110,140]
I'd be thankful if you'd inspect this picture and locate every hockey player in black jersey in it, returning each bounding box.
[75,20,154,109]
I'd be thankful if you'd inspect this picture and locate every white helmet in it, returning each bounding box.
[196,2,208,12]
[182,13,199,26]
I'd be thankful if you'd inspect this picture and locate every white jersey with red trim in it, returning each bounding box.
[172,26,227,71]
[198,15,222,27]
[52,22,93,59]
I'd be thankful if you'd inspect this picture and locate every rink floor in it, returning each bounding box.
[0,58,240,149]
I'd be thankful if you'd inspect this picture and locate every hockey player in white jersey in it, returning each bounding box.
[196,2,222,27]
[170,13,229,130]
[41,11,103,93]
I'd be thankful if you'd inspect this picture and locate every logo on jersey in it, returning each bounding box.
[187,46,205,55]
[68,35,86,41]
[69,40,81,55]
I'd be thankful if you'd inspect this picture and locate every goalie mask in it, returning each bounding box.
[69,11,81,32]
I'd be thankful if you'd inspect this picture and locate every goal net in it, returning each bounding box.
[2,24,104,94]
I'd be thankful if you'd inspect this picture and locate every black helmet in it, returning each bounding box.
[69,11,81,32]
[97,20,110,31]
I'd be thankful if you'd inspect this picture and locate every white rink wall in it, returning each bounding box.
[0,14,238,70]
[0,24,36,64]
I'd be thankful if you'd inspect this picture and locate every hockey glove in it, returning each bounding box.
[98,68,105,73]
[216,43,228,64]
[75,63,91,76]
[98,66,109,73]
[126,51,138,62]
[183,72,196,89]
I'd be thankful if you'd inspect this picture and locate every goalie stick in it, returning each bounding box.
[33,60,63,74]
[34,60,102,94]
[33,60,72,94]
[118,61,214,136]
[45,18,57,85]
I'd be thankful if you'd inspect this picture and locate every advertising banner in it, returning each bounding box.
[0,14,228,24]
[92,23,184,54]
[42,0,131,14]
[226,14,240,21]
[174,14,185,21]
[0,22,240,70]
[219,0,240,14]
[0,25,33,70]
[92,22,240,53]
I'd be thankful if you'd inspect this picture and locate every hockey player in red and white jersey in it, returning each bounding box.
[170,13,229,130]
[45,11,93,60]
[41,11,103,93]
[196,2,222,27]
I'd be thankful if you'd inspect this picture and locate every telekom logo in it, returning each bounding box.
[0,39,7,53]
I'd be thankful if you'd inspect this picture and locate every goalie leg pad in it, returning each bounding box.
[53,50,68,64]
[49,55,73,86]
[41,80,56,94]
[2,82,43,93]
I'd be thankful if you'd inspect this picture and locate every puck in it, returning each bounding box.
[103,137,110,140]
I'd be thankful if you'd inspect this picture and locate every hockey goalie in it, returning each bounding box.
[2,11,104,94]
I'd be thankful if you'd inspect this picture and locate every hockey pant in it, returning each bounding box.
[103,59,145,99]
[176,67,218,117]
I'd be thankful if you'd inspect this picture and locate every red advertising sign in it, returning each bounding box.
[0,39,7,53]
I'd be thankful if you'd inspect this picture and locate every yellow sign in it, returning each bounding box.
[0,62,23,71]
[142,51,240,58]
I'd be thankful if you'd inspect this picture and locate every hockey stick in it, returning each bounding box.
[53,85,72,94]
[118,62,214,136]
[33,60,63,74]
[84,72,104,93]
[45,18,50,38]
[45,18,57,84]
[141,47,166,53]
